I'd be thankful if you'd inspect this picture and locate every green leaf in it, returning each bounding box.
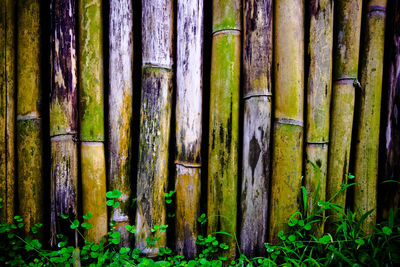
[106,200,114,206]
[83,212,93,220]
[61,214,69,219]
[382,226,392,236]
[112,202,120,208]
[70,220,79,229]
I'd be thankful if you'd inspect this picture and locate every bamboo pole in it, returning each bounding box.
[382,0,400,220]
[354,0,386,233]
[78,0,107,243]
[240,0,272,257]
[16,0,44,236]
[0,0,16,224]
[50,0,79,246]
[326,0,362,228]
[305,0,334,236]
[175,0,203,258]
[108,0,134,248]
[208,0,241,259]
[269,0,304,243]
[135,0,174,256]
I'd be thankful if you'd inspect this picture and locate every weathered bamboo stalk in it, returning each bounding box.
[16,0,44,236]
[326,0,362,228]
[135,0,174,256]
[240,0,272,257]
[269,0,304,243]
[208,0,241,259]
[0,0,16,224]
[175,0,203,258]
[50,0,79,246]
[78,0,107,243]
[382,0,400,220]
[305,0,334,236]
[354,0,386,233]
[108,0,134,248]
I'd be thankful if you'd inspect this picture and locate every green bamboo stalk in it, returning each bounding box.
[175,0,203,258]
[240,0,272,257]
[0,0,16,224]
[50,0,79,246]
[208,0,241,259]
[78,0,107,243]
[135,0,174,256]
[269,0,304,244]
[382,0,400,220]
[305,0,334,236]
[326,0,362,229]
[108,0,134,248]
[354,0,386,234]
[16,0,44,236]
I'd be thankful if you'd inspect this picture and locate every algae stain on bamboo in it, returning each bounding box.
[240,0,272,257]
[108,0,134,247]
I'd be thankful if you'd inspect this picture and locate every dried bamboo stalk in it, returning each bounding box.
[326,0,362,228]
[16,0,44,236]
[382,0,400,220]
[269,0,304,243]
[208,0,241,259]
[78,0,107,243]
[354,0,386,233]
[175,0,203,258]
[108,0,134,248]
[0,0,16,223]
[50,0,79,246]
[135,0,174,256]
[240,0,272,257]
[305,0,334,236]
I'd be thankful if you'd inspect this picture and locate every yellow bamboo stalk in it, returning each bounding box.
[269,0,304,244]
[354,0,386,234]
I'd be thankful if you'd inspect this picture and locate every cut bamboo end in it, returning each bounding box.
[212,0,241,32]
[175,165,201,258]
[81,142,107,243]
[269,122,303,243]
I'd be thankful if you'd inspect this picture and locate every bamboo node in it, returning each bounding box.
[243,92,272,100]
[275,118,304,127]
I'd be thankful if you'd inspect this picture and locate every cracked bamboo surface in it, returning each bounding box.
[240,0,272,257]
[354,0,387,233]
[175,0,203,258]
[16,0,44,236]
[78,0,107,243]
[50,0,79,246]
[0,0,16,224]
[269,0,304,244]
[135,0,174,256]
[108,0,134,248]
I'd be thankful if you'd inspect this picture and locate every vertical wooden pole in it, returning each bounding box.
[175,0,203,258]
[135,0,174,256]
[0,0,16,224]
[16,0,44,236]
[50,0,79,246]
[305,0,334,236]
[78,0,107,243]
[269,0,304,243]
[108,0,134,248]
[382,0,400,220]
[326,0,362,227]
[354,0,386,233]
[208,0,241,260]
[240,0,272,257]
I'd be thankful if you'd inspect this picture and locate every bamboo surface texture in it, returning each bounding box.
[305,0,333,236]
[326,0,362,229]
[269,0,304,243]
[240,0,272,257]
[78,0,107,243]
[208,0,241,259]
[135,0,174,256]
[50,0,79,246]
[0,0,16,223]
[16,0,44,236]
[108,0,134,248]
[175,0,203,258]
[382,0,400,220]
